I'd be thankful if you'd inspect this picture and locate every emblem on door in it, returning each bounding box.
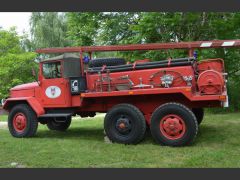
[45,86,61,98]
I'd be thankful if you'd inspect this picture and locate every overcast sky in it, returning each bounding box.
[0,12,31,35]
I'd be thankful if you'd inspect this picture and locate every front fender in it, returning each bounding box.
[3,97,45,117]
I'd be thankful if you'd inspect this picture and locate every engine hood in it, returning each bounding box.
[11,82,39,91]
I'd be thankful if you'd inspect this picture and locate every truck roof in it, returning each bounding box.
[41,53,80,62]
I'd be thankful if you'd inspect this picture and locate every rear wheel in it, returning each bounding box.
[104,104,146,144]
[8,104,38,138]
[150,102,198,147]
[47,117,71,131]
[192,108,204,125]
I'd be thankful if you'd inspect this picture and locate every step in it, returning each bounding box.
[39,113,73,118]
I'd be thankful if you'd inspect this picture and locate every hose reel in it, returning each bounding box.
[197,70,224,95]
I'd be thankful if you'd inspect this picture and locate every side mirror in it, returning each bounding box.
[32,67,40,85]
[32,67,36,77]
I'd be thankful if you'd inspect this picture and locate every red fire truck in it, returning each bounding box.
[3,40,235,146]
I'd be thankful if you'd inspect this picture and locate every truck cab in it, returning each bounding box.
[38,54,86,107]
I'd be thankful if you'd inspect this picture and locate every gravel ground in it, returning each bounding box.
[0,122,7,129]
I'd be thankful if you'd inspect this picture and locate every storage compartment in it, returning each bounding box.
[69,76,87,95]
[197,59,224,73]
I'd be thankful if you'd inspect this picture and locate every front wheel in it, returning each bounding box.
[47,117,71,131]
[8,104,38,138]
[150,102,198,147]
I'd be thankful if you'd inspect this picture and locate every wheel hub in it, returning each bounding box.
[115,117,131,134]
[13,113,27,132]
[160,114,186,140]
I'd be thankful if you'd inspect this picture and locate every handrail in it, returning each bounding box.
[36,39,240,55]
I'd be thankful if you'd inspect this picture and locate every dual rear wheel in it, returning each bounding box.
[104,104,146,144]
[104,103,201,147]
[150,103,198,146]
[192,108,204,125]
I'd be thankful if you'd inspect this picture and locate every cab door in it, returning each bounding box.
[40,60,68,106]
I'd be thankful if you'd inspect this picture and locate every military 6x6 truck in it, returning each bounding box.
[3,40,234,146]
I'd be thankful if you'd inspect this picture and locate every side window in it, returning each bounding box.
[42,62,62,79]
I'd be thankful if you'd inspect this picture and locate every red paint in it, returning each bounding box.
[101,65,107,72]
[119,123,126,129]
[197,70,224,95]
[71,95,81,107]
[3,40,230,123]
[135,59,150,64]
[41,77,68,106]
[198,59,224,73]
[3,97,45,117]
[36,39,240,54]
[11,82,39,91]
[167,58,171,66]
[132,62,136,69]
[86,66,195,92]
[188,48,194,57]
[10,88,35,98]
[144,114,152,125]
[80,52,84,76]
[159,114,186,140]
[13,113,27,133]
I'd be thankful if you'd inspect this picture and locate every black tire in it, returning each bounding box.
[150,102,198,147]
[8,104,38,138]
[104,103,146,144]
[89,58,126,68]
[47,117,71,131]
[192,108,204,125]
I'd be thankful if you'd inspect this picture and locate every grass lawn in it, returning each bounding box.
[0,112,240,168]
[0,115,8,121]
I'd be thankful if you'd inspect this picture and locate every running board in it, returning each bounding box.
[39,113,73,123]
[39,113,73,118]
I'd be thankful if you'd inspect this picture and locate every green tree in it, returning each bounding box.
[0,28,37,99]
[97,12,141,45]
[0,27,22,55]
[30,12,69,49]
[67,12,103,46]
